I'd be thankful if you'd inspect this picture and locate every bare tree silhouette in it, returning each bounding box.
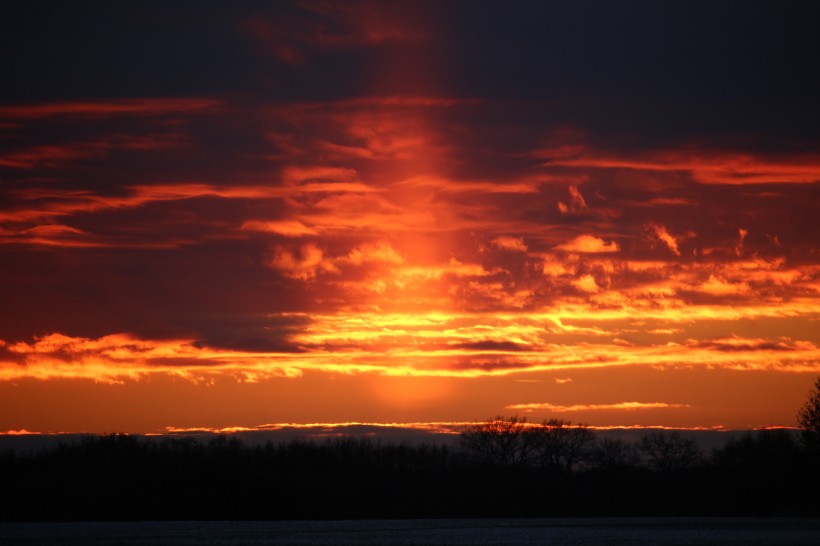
[594,437,641,470]
[459,415,533,466]
[638,431,700,472]
[527,419,596,472]
[798,376,820,453]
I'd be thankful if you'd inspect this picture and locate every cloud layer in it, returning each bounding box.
[1,1,819,432]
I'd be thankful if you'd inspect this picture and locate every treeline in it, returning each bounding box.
[1,420,818,521]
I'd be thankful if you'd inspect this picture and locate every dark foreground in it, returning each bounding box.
[3,518,820,546]
[4,432,820,520]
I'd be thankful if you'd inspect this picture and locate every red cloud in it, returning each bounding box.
[0,98,220,119]
[541,145,820,185]
[646,224,681,256]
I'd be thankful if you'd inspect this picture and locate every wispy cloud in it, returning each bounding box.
[506,401,689,412]
[3,320,818,384]
[0,98,221,119]
[541,146,820,185]
[647,224,681,256]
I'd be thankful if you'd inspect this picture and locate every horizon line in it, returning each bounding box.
[1,421,800,437]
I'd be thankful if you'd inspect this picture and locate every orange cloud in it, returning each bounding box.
[340,242,404,266]
[241,220,318,237]
[542,255,575,277]
[2,314,819,386]
[556,235,619,253]
[507,401,689,412]
[0,429,39,435]
[572,274,600,293]
[394,175,543,195]
[647,224,681,256]
[697,275,750,296]
[269,244,337,279]
[558,184,588,214]
[0,333,309,384]
[490,236,528,252]
[298,194,436,233]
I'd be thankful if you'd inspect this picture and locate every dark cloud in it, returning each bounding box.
[688,337,815,353]
[452,341,530,352]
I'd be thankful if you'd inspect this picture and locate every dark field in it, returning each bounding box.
[3,518,820,546]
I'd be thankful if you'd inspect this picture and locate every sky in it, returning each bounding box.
[1,0,819,435]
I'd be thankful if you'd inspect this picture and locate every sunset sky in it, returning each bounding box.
[2,1,819,435]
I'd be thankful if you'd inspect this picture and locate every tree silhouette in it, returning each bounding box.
[638,431,700,472]
[798,376,820,453]
[3,424,820,519]
[594,437,641,470]
[712,429,801,472]
[459,415,532,466]
[527,419,596,472]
